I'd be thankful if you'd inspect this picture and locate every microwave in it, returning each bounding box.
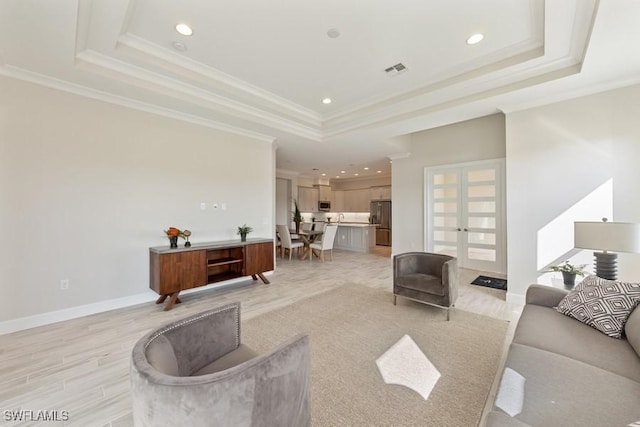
[318,201,331,211]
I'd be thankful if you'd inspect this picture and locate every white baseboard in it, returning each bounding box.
[506,292,526,306]
[0,273,273,336]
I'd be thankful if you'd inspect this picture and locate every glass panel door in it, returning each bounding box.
[426,160,505,273]
[430,171,459,258]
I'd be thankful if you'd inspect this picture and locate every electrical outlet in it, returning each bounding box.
[200,202,206,210]
[60,279,69,290]
[221,203,227,210]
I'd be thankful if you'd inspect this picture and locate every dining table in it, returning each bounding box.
[290,229,323,260]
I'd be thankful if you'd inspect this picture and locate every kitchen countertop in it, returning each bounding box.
[328,223,377,227]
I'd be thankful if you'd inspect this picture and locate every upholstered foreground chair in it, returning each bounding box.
[309,224,338,262]
[393,252,458,320]
[130,303,310,427]
[276,224,304,260]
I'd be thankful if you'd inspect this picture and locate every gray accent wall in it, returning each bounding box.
[392,114,506,256]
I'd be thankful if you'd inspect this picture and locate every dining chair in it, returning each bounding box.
[301,222,312,232]
[309,224,338,262]
[276,225,304,260]
[275,230,283,258]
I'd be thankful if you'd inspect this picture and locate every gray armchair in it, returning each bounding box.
[130,302,310,427]
[393,252,458,320]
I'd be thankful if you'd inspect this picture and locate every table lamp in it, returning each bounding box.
[574,218,640,280]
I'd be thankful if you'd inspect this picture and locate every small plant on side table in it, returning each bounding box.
[548,261,587,289]
[237,224,253,242]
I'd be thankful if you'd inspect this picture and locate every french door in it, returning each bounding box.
[425,159,505,273]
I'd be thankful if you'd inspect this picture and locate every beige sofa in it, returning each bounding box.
[484,284,640,426]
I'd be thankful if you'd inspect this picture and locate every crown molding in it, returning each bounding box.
[497,74,640,114]
[115,33,322,125]
[75,49,323,141]
[388,152,411,160]
[0,64,276,143]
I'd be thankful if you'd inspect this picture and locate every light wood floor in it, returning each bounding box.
[0,247,522,427]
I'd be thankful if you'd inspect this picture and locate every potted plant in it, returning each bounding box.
[548,261,587,289]
[164,227,182,248]
[237,224,253,242]
[292,200,303,233]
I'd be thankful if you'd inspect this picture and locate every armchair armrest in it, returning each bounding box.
[525,284,568,307]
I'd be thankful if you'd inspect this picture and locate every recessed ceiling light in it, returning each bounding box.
[321,173,326,176]
[466,33,484,45]
[175,23,193,36]
[322,98,332,104]
[327,28,341,39]
[172,41,188,52]
[341,170,346,174]
[364,167,369,170]
[335,176,340,178]
[377,170,382,173]
[354,173,359,176]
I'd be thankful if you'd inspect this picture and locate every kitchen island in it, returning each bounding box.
[332,223,377,253]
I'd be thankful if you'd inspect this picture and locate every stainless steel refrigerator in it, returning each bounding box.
[370,200,391,246]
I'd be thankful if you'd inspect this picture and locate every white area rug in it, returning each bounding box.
[376,334,441,400]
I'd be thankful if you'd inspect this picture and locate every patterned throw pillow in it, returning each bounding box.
[556,275,640,339]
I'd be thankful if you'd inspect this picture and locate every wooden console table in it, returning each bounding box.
[149,238,274,311]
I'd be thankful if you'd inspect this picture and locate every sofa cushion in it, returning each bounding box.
[555,275,640,338]
[625,306,640,358]
[513,304,640,382]
[192,344,258,376]
[485,410,531,427]
[493,343,640,427]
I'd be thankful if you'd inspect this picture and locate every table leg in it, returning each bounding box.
[164,292,181,311]
[257,273,270,284]
[155,294,168,304]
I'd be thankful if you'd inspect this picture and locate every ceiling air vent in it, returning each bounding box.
[384,62,407,76]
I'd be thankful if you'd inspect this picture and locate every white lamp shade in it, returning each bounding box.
[574,222,640,253]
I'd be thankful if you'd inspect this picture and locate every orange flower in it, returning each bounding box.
[165,227,181,237]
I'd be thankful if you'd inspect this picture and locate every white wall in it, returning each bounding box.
[506,84,640,302]
[392,114,506,255]
[0,77,274,324]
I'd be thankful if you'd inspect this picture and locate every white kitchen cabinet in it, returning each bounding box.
[370,186,391,200]
[317,185,331,201]
[297,186,318,212]
[343,189,370,212]
[332,190,344,212]
[334,224,376,252]
[335,226,351,249]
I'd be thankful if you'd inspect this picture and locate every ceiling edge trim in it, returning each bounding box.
[497,74,640,114]
[75,50,323,141]
[115,33,323,124]
[323,43,545,123]
[388,153,411,160]
[323,62,582,140]
[0,64,276,143]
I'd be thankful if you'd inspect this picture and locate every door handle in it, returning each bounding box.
[457,228,461,231]
[464,228,468,232]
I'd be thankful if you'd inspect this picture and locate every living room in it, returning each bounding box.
[2,0,640,426]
